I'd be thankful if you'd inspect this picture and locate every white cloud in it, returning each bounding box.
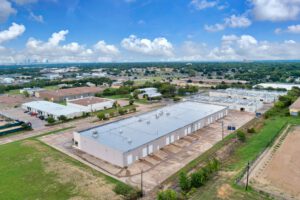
[12,0,38,5]
[0,23,25,44]
[29,12,44,23]
[287,24,300,33]
[190,0,218,10]
[0,0,16,22]
[251,0,300,21]
[275,24,300,34]
[121,35,174,57]
[205,14,251,32]
[94,40,120,55]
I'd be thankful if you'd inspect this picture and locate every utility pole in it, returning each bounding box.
[245,161,250,191]
[141,169,144,197]
[222,120,224,140]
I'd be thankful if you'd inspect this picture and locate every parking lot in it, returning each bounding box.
[0,108,46,130]
[40,110,254,192]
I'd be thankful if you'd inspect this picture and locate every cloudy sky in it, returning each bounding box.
[0,0,300,63]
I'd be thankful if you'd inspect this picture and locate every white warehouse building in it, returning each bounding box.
[209,88,286,103]
[73,101,228,167]
[190,95,263,113]
[22,101,83,120]
[67,97,115,112]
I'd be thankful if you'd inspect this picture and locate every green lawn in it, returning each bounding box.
[104,94,131,99]
[0,129,126,199]
[43,85,60,91]
[5,89,21,95]
[189,115,300,200]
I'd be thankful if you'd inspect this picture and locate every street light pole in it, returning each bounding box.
[141,169,144,197]
[222,120,224,140]
[245,161,250,191]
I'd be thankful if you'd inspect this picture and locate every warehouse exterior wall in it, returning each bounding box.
[209,91,276,103]
[73,132,125,167]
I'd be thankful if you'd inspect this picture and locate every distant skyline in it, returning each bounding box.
[0,0,300,64]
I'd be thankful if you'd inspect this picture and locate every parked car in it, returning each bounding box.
[38,116,45,120]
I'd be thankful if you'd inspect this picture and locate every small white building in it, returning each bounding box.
[138,87,162,99]
[67,97,115,112]
[22,101,83,120]
[20,87,45,96]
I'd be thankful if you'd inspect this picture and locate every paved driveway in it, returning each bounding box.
[0,108,46,130]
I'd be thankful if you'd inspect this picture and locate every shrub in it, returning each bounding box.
[157,189,177,200]
[47,117,55,124]
[97,113,106,120]
[179,171,191,192]
[173,96,181,102]
[118,108,127,115]
[237,130,246,142]
[129,99,134,105]
[113,183,141,200]
[58,115,67,122]
[190,171,205,188]
[247,127,256,133]
[130,107,137,112]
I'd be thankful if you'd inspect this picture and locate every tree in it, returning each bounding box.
[179,171,191,192]
[47,117,55,124]
[58,115,67,122]
[237,130,246,142]
[23,90,30,97]
[157,189,177,200]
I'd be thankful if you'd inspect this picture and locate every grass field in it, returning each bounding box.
[0,128,126,200]
[189,116,300,200]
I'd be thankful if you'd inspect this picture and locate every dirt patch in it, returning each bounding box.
[248,126,300,200]
[217,184,233,199]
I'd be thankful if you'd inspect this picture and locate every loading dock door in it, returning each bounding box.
[148,145,153,154]
[171,135,175,143]
[166,137,170,145]
[142,147,147,157]
[184,128,187,136]
[127,154,133,165]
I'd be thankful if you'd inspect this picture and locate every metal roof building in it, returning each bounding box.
[210,88,286,103]
[73,101,228,167]
[22,101,83,119]
[189,95,263,113]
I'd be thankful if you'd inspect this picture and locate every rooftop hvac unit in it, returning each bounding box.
[127,138,132,144]
[138,118,142,122]
[119,129,123,134]
[92,130,98,138]
[166,112,170,116]
[147,120,150,125]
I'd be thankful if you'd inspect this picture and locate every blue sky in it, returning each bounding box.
[0,0,300,63]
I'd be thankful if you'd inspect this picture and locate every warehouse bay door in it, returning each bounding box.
[127,154,133,165]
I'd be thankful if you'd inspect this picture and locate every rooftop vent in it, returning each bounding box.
[92,130,98,138]
[119,129,123,134]
[147,120,150,125]
[127,138,132,144]
[138,118,142,122]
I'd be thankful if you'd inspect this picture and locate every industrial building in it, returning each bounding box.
[35,86,104,102]
[190,95,263,113]
[73,101,228,167]
[67,97,115,112]
[289,97,300,116]
[22,101,83,120]
[209,88,286,103]
[20,87,45,96]
[255,83,300,91]
[138,88,162,99]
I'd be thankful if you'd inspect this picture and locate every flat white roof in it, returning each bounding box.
[78,101,227,153]
[23,101,82,116]
[255,83,300,90]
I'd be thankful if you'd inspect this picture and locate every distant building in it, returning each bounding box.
[35,87,104,102]
[289,98,300,116]
[138,88,162,99]
[0,78,15,84]
[255,83,300,91]
[210,88,286,103]
[20,87,45,96]
[73,101,228,167]
[22,101,83,120]
[67,97,115,112]
[43,73,63,80]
